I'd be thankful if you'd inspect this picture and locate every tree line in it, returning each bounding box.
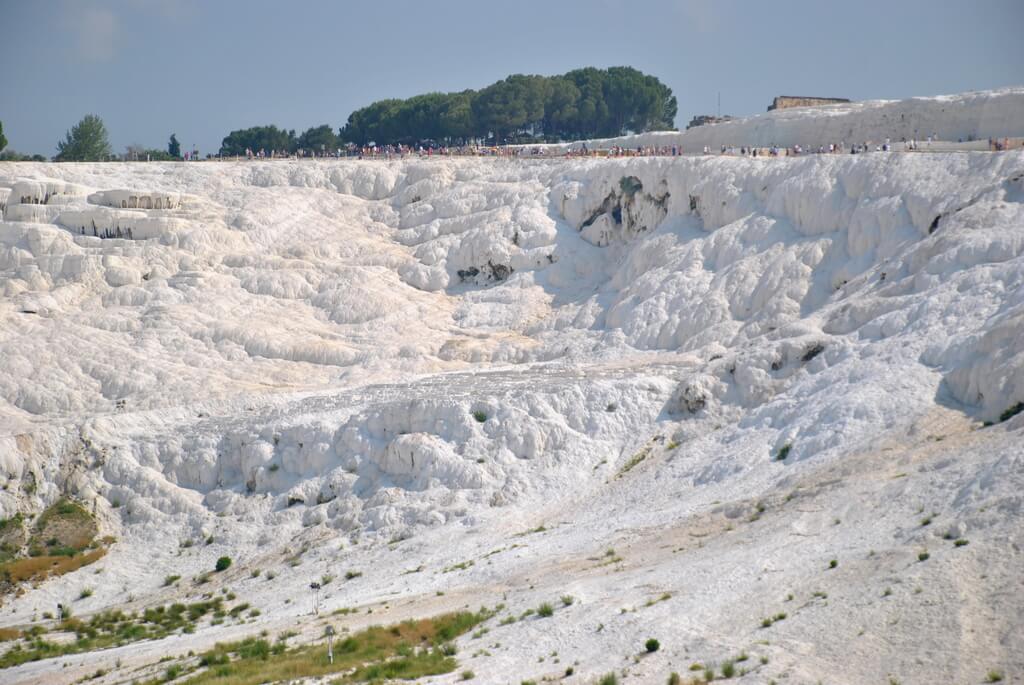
[1,115,185,162]
[343,67,677,146]
[219,66,677,154]
[0,66,678,162]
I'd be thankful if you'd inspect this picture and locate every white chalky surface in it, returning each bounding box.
[0,91,1023,685]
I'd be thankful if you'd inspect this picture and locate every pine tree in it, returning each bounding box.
[56,115,112,161]
[168,133,181,158]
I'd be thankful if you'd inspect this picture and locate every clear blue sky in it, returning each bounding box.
[1,0,1022,156]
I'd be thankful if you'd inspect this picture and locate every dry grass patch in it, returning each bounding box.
[165,609,494,685]
[1,499,108,593]
[1,547,107,585]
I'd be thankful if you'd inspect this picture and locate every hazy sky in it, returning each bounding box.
[1,0,1022,156]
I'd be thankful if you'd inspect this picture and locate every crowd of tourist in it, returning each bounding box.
[220,134,1021,162]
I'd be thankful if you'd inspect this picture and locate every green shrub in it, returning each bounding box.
[829,559,838,569]
[472,411,487,423]
[775,443,792,461]
[918,551,930,562]
[954,538,969,547]
[561,595,575,606]
[986,670,1004,682]
[999,402,1023,422]
[79,587,93,599]
[345,570,362,580]
[668,673,682,685]
[163,574,181,587]
[461,670,475,680]
[215,556,232,572]
[536,602,554,618]
[598,674,619,685]
[645,638,660,652]
[721,660,735,677]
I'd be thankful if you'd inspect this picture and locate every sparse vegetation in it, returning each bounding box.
[215,556,232,572]
[986,670,1004,682]
[999,402,1023,422]
[443,561,474,573]
[79,587,93,599]
[619,447,651,475]
[472,410,488,423]
[0,598,229,668]
[645,638,660,652]
[954,538,969,547]
[163,574,181,587]
[1,499,108,592]
[721,660,736,678]
[537,602,554,618]
[918,551,930,562]
[122,608,494,684]
[345,570,363,580]
[598,673,619,685]
[561,595,575,606]
[775,443,792,461]
[829,558,838,569]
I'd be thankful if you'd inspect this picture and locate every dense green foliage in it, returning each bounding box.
[217,67,677,153]
[296,124,338,152]
[168,133,181,158]
[340,67,677,145]
[219,124,297,156]
[0,151,47,162]
[55,114,112,161]
[0,121,6,153]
